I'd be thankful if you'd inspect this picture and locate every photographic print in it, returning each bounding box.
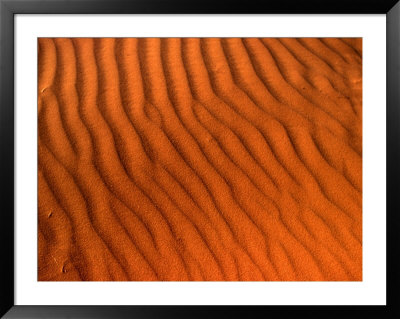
[37,38,362,281]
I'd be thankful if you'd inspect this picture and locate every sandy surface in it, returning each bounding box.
[38,38,362,281]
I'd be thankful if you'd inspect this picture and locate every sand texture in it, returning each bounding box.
[38,38,362,281]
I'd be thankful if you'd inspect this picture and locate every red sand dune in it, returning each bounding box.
[38,38,362,281]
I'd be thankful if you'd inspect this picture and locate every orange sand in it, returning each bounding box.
[38,38,362,281]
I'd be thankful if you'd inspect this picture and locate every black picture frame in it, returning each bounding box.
[1,0,399,318]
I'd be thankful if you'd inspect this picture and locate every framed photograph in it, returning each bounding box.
[1,0,398,318]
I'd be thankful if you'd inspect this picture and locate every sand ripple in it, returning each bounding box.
[38,38,362,281]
